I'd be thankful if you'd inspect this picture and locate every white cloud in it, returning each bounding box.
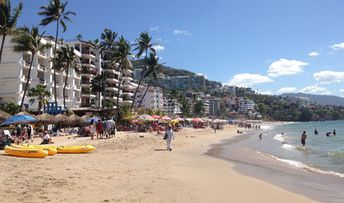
[330,42,344,50]
[150,26,159,32]
[152,45,165,52]
[277,87,298,94]
[267,58,308,78]
[340,89,344,93]
[313,71,344,84]
[308,51,319,57]
[228,73,273,87]
[173,29,193,36]
[300,85,331,95]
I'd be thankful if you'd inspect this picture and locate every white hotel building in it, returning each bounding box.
[134,85,164,110]
[0,37,136,112]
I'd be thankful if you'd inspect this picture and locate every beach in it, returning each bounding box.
[0,126,315,203]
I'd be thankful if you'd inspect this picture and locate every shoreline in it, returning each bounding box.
[0,126,315,203]
[207,129,344,203]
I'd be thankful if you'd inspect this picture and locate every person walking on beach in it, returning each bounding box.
[96,120,103,139]
[165,125,175,151]
[259,133,262,140]
[301,131,307,146]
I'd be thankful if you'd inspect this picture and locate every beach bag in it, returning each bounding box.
[163,132,168,140]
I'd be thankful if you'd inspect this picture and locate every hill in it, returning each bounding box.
[281,93,344,106]
[132,59,221,90]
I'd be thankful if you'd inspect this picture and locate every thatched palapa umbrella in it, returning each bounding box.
[0,110,10,122]
[67,114,83,125]
[55,114,68,123]
[35,113,56,124]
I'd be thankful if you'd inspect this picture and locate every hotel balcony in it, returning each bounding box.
[20,75,31,83]
[105,85,119,92]
[37,64,46,71]
[74,85,81,91]
[75,97,81,103]
[122,100,133,105]
[106,68,120,75]
[38,78,46,85]
[38,51,47,58]
[124,68,133,75]
[122,76,132,82]
[81,89,96,98]
[81,60,96,68]
[123,91,134,97]
[106,77,119,84]
[81,50,96,59]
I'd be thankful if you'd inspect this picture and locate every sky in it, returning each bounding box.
[12,0,344,97]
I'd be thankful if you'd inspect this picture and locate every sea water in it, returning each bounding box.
[248,120,344,176]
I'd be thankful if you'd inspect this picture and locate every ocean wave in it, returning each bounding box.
[258,152,344,178]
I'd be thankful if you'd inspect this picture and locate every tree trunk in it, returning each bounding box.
[102,66,107,109]
[20,52,35,110]
[131,70,145,109]
[116,65,123,122]
[53,20,60,107]
[38,101,42,114]
[63,65,69,109]
[131,49,148,110]
[138,83,151,108]
[0,34,6,64]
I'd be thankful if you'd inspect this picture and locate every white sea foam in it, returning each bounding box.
[259,152,344,178]
[282,144,295,150]
[273,134,286,142]
[260,125,274,130]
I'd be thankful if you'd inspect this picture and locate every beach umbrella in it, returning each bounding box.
[137,114,155,121]
[0,110,10,122]
[191,118,203,123]
[81,115,91,123]
[1,114,37,126]
[161,116,172,121]
[151,115,161,119]
[35,113,57,124]
[171,119,180,124]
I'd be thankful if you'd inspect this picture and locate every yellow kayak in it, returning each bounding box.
[4,146,48,158]
[14,144,57,156]
[56,145,96,153]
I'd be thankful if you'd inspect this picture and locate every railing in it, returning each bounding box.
[38,64,45,70]
[38,51,46,57]
[39,78,45,84]
[76,97,81,102]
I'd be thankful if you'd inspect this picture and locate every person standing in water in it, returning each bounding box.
[301,131,307,146]
[333,129,336,136]
[314,129,318,135]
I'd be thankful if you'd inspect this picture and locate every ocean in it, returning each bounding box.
[253,120,344,176]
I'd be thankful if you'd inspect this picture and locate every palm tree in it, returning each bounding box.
[28,84,51,113]
[97,28,117,108]
[138,53,160,108]
[110,36,132,121]
[54,44,81,109]
[91,73,105,108]
[75,33,82,40]
[131,32,156,109]
[12,27,51,110]
[38,0,75,106]
[0,0,23,63]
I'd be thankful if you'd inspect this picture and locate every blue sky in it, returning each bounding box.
[13,0,344,97]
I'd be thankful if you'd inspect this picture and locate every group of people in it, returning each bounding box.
[86,119,116,140]
[301,129,337,146]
